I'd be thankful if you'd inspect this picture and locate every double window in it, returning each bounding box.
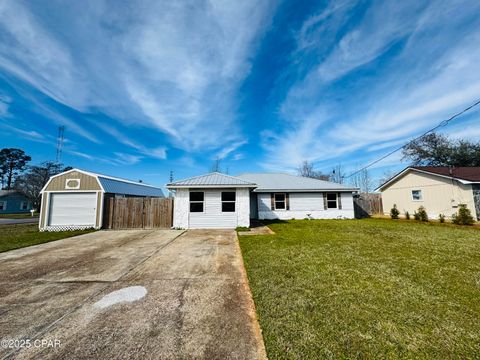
[189,192,204,212]
[412,190,422,201]
[221,191,236,212]
[0,201,6,211]
[326,193,338,208]
[274,193,286,210]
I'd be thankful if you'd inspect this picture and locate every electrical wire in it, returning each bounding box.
[345,99,480,179]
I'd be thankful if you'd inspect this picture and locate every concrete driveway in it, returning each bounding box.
[0,229,265,360]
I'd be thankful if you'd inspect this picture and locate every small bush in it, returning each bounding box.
[390,204,400,219]
[438,214,445,223]
[417,206,428,222]
[405,211,410,220]
[413,211,420,221]
[451,204,475,225]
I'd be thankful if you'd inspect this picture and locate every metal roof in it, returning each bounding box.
[237,173,358,192]
[98,177,164,197]
[167,172,256,188]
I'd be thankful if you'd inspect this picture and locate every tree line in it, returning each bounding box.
[0,148,71,210]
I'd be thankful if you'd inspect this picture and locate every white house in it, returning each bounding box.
[167,172,358,229]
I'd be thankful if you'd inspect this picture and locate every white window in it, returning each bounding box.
[189,191,204,212]
[327,193,338,209]
[65,178,81,190]
[221,191,236,212]
[274,193,286,210]
[0,201,6,211]
[412,190,422,201]
[20,201,28,210]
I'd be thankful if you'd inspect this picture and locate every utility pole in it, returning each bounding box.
[56,125,65,163]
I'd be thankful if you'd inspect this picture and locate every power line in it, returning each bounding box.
[345,98,480,179]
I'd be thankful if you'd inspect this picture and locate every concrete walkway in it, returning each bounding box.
[0,229,266,360]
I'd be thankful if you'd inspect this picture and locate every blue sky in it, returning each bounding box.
[1,0,480,187]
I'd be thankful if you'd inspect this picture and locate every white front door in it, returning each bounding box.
[48,192,97,226]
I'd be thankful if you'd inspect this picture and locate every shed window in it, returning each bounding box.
[20,201,28,210]
[412,190,422,201]
[221,191,236,212]
[0,201,6,210]
[274,193,286,210]
[327,193,337,208]
[190,191,204,212]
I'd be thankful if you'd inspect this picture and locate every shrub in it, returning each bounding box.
[451,204,475,225]
[405,211,410,220]
[438,214,445,223]
[417,206,428,222]
[413,211,420,221]
[390,204,400,219]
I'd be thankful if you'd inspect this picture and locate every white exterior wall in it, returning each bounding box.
[382,171,477,219]
[172,187,250,229]
[257,192,355,220]
[173,188,189,228]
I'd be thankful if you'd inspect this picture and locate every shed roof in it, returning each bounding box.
[167,172,256,188]
[237,173,358,192]
[41,168,164,197]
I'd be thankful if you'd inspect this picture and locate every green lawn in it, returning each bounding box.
[0,223,94,252]
[0,212,39,219]
[239,219,480,359]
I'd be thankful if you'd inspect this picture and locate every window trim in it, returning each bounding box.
[20,201,28,210]
[0,201,6,211]
[65,178,81,190]
[221,191,236,213]
[411,189,423,201]
[189,191,205,213]
[274,193,286,210]
[326,192,338,209]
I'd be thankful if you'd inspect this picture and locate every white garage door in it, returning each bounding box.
[48,192,97,226]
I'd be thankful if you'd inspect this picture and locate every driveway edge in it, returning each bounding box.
[234,233,268,360]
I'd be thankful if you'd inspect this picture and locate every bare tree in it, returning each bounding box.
[377,170,396,188]
[297,160,330,180]
[350,168,373,193]
[331,164,344,184]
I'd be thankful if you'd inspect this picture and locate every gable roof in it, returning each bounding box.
[166,172,256,188]
[377,166,480,191]
[41,168,164,197]
[237,173,358,192]
[0,190,24,197]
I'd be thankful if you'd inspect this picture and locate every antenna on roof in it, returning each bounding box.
[169,170,174,183]
[55,125,65,163]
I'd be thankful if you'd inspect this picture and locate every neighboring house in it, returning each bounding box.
[167,172,358,229]
[39,169,164,231]
[377,166,480,220]
[0,190,32,214]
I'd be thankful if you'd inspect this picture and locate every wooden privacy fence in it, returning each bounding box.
[103,197,173,229]
[354,193,383,218]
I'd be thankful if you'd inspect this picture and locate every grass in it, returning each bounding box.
[239,218,480,359]
[0,223,95,253]
[0,212,39,219]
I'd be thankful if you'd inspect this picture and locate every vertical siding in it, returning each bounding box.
[189,189,237,228]
[39,193,48,229]
[381,171,477,219]
[45,171,101,191]
[173,188,189,228]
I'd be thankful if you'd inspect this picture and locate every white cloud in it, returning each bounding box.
[264,0,480,173]
[216,140,247,160]
[0,0,276,153]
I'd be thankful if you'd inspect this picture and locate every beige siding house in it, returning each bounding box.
[377,167,480,220]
